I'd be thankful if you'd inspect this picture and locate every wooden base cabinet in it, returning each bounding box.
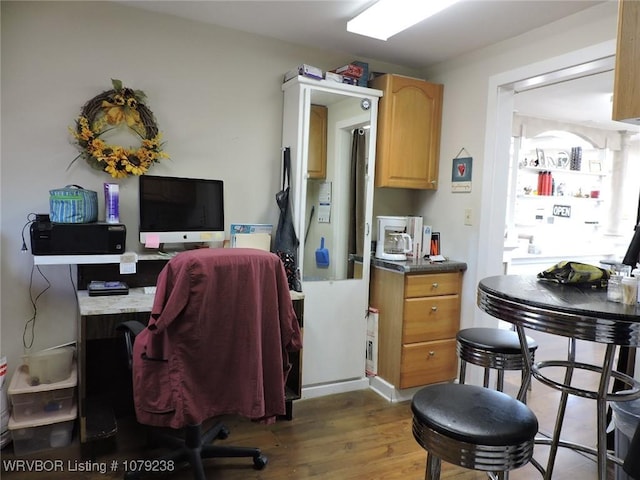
[370,267,461,389]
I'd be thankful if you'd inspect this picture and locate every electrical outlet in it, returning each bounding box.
[464,208,472,226]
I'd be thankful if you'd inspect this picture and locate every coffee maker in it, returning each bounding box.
[375,216,412,260]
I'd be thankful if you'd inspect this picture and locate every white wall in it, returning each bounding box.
[417,1,620,330]
[0,1,420,373]
[0,0,626,385]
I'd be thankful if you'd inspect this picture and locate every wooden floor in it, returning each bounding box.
[1,331,622,480]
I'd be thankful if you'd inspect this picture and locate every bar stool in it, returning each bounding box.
[411,383,538,480]
[457,327,538,394]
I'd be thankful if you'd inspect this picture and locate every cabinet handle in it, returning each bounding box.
[432,282,439,288]
[428,351,435,357]
[431,306,438,312]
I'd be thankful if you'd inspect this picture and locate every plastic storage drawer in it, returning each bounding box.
[8,363,77,422]
[8,404,76,455]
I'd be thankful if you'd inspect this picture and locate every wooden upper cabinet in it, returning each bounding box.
[613,0,640,124]
[307,104,328,178]
[370,74,444,189]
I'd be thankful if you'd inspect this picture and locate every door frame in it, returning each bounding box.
[474,39,617,327]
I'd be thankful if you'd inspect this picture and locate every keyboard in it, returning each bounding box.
[143,286,157,295]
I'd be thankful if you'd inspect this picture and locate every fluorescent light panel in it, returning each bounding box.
[347,0,460,41]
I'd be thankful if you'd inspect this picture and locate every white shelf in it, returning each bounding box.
[33,254,122,265]
[519,166,605,177]
[516,194,603,201]
[32,252,172,266]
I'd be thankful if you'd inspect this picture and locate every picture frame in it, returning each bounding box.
[535,148,545,167]
[589,159,602,173]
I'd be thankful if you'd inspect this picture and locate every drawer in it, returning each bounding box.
[405,272,460,298]
[399,339,458,389]
[402,295,460,343]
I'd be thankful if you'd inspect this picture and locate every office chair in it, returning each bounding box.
[118,248,302,480]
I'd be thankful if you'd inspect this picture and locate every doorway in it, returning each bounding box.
[475,40,620,324]
[476,40,640,381]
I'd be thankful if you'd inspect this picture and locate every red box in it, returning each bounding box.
[333,64,364,78]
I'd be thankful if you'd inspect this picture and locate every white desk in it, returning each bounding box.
[76,287,304,447]
[77,288,154,316]
[76,288,155,445]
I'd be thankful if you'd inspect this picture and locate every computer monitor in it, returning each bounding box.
[139,174,224,246]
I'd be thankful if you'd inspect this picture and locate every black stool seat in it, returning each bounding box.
[457,328,538,396]
[411,383,538,478]
[412,383,538,446]
[457,327,538,354]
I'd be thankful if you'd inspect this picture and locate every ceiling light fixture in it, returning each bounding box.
[347,0,460,41]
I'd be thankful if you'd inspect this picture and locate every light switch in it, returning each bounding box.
[464,208,472,226]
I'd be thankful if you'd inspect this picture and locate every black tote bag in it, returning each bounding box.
[274,147,302,292]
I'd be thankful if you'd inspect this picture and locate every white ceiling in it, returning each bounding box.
[120,0,637,132]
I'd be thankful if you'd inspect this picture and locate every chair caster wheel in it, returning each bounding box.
[253,454,268,470]
[217,425,230,440]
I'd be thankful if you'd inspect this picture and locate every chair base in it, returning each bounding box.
[124,422,267,480]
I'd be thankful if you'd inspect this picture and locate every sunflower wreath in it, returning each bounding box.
[69,79,169,179]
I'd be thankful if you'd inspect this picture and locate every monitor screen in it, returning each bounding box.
[139,174,224,245]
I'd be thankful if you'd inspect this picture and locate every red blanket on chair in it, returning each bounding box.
[132,248,302,428]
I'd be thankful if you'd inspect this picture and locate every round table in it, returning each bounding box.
[477,275,640,480]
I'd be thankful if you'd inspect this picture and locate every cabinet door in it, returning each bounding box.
[371,74,443,189]
[613,0,640,123]
[307,104,327,179]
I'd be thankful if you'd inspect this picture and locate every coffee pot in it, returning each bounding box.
[375,216,412,260]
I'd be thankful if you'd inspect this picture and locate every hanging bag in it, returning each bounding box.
[273,147,302,292]
[49,185,98,223]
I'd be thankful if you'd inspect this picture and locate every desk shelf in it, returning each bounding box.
[32,253,173,266]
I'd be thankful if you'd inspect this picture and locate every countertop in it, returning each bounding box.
[372,257,467,274]
[77,288,305,316]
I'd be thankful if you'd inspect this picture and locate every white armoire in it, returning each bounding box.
[281,76,382,398]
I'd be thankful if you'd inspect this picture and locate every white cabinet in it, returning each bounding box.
[281,76,382,392]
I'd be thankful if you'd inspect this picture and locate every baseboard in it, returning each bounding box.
[301,377,370,400]
[368,376,424,403]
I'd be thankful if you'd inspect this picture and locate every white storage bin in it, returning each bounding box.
[22,346,75,385]
[8,404,76,456]
[8,363,77,422]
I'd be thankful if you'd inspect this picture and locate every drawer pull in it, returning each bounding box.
[432,282,439,288]
[428,351,435,357]
[431,306,438,312]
